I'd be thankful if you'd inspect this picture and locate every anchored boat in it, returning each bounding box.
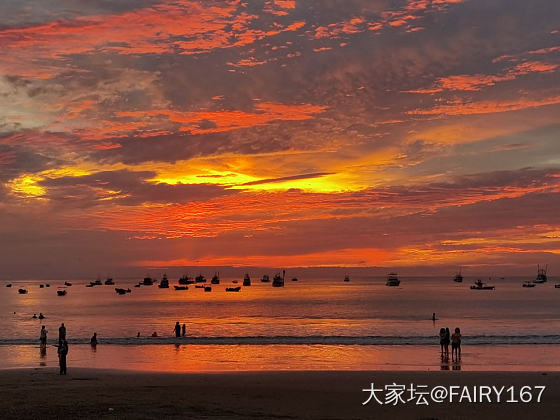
[386,273,400,287]
[453,269,463,283]
[178,275,193,285]
[470,279,495,290]
[272,270,285,287]
[211,273,220,284]
[158,274,169,288]
[533,265,548,283]
[243,274,251,286]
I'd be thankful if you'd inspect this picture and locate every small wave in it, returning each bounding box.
[0,335,559,346]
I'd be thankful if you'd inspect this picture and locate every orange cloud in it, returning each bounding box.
[408,95,560,116]
[136,247,390,268]
[115,102,327,136]
[408,60,558,93]
[0,1,306,78]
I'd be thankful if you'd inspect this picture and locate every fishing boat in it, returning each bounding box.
[143,276,154,286]
[243,274,251,286]
[195,284,205,289]
[211,273,220,284]
[226,286,241,292]
[470,279,495,290]
[18,288,28,294]
[86,283,94,287]
[195,274,206,283]
[533,265,548,283]
[386,273,400,286]
[5,284,11,288]
[555,284,560,289]
[114,288,127,295]
[45,284,50,287]
[174,285,188,291]
[178,275,193,285]
[93,277,102,286]
[453,269,463,283]
[522,281,535,288]
[158,274,169,288]
[344,275,350,282]
[204,286,212,292]
[39,284,44,288]
[272,270,285,287]
[261,274,270,283]
[57,290,67,296]
[291,277,298,282]
[104,277,115,285]
[64,281,72,286]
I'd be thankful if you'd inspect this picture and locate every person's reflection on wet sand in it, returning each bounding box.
[452,360,462,371]
[39,344,47,366]
[440,354,450,371]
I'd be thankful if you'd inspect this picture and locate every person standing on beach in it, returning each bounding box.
[174,321,181,338]
[90,332,98,348]
[439,328,446,356]
[444,327,450,358]
[58,323,66,343]
[58,339,69,375]
[181,323,186,337]
[451,327,462,360]
[40,326,48,346]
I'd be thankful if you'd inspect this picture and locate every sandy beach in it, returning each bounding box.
[1,368,558,419]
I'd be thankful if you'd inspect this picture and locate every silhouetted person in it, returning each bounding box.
[181,323,186,337]
[58,339,68,375]
[32,313,37,319]
[444,327,450,358]
[452,327,462,360]
[40,326,48,346]
[90,332,98,347]
[174,321,181,338]
[137,332,141,338]
[432,313,436,321]
[58,323,66,343]
[439,327,446,356]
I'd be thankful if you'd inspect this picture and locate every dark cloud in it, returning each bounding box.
[39,169,236,206]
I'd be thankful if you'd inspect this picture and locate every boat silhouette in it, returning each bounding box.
[533,265,548,283]
[470,279,495,290]
[158,274,169,288]
[243,274,251,286]
[386,273,400,286]
[272,270,285,287]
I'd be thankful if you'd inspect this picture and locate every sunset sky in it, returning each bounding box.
[0,0,559,278]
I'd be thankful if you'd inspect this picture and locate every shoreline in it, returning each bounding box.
[1,368,558,419]
[1,343,559,372]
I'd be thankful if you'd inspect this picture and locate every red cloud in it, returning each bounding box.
[0,1,306,78]
[114,102,327,136]
[408,95,560,116]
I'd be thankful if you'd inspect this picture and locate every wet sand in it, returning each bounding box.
[0,368,558,419]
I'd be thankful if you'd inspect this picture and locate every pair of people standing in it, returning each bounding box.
[174,322,187,337]
[439,327,461,360]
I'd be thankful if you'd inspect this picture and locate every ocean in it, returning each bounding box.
[1,275,559,371]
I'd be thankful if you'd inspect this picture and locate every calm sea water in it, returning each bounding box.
[1,275,559,370]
